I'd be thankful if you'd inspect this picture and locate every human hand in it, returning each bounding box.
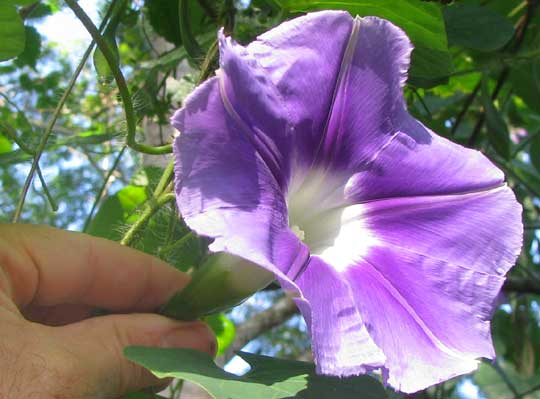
[0,224,216,399]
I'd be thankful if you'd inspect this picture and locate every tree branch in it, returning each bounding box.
[487,359,519,397]
[451,80,481,136]
[513,382,540,399]
[503,277,540,296]
[220,296,298,364]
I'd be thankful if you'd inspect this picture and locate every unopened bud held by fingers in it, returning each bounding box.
[161,252,275,320]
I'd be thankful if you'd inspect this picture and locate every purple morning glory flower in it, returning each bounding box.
[171,11,523,393]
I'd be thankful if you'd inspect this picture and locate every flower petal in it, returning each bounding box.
[293,256,386,375]
[310,186,522,392]
[361,185,522,275]
[345,251,482,393]
[345,115,505,202]
[246,11,354,166]
[172,77,303,280]
[248,13,412,169]
[218,31,293,189]
[318,16,412,170]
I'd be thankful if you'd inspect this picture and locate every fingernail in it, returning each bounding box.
[160,322,216,356]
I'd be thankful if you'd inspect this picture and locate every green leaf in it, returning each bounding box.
[481,78,510,160]
[14,26,41,69]
[43,0,61,13]
[6,0,36,5]
[530,134,540,173]
[140,47,187,69]
[179,0,203,61]
[0,148,32,165]
[140,31,215,71]
[509,160,540,198]
[87,185,147,240]
[92,0,126,83]
[0,134,12,154]
[204,314,236,356]
[125,347,387,399]
[0,4,25,61]
[510,61,540,113]
[408,47,452,85]
[15,110,34,136]
[93,30,120,84]
[23,3,54,19]
[274,0,452,80]
[443,3,514,52]
[145,0,211,46]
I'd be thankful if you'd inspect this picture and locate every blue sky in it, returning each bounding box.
[36,0,99,58]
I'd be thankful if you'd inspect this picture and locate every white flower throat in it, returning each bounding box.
[287,168,349,252]
[286,168,379,272]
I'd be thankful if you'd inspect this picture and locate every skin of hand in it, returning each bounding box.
[0,224,216,399]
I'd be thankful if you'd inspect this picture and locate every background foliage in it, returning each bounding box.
[1,0,540,398]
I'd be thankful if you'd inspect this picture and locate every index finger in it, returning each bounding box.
[0,224,189,311]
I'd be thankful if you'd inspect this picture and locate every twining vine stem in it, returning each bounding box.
[120,193,176,246]
[119,159,176,246]
[83,146,128,232]
[65,0,173,155]
[119,31,220,248]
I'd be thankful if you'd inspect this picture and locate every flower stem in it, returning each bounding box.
[154,158,175,197]
[158,231,194,257]
[120,159,175,247]
[198,39,218,82]
[120,193,175,247]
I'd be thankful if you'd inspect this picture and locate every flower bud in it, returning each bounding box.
[161,252,275,320]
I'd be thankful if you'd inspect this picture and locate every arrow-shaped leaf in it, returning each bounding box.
[125,347,387,399]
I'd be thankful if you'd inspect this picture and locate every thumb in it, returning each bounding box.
[45,313,216,399]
